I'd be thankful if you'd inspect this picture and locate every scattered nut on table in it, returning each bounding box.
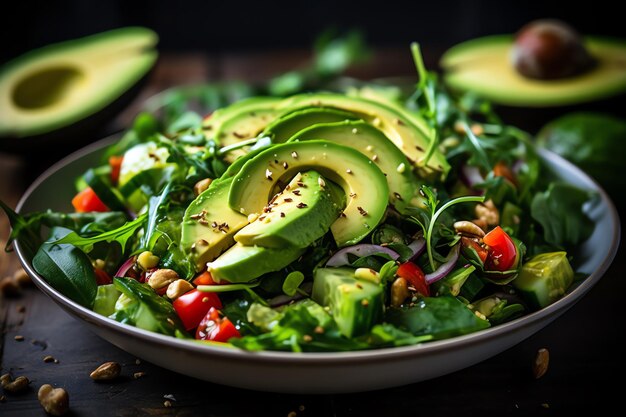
[38,384,69,416]
[90,361,121,381]
[533,347,550,379]
[1,373,29,393]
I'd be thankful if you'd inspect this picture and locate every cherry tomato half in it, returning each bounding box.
[94,268,112,286]
[193,271,218,286]
[195,307,241,343]
[71,187,109,213]
[173,289,222,331]
[483,226,517,271]
[109,155,124,185]
[396,262,430,297]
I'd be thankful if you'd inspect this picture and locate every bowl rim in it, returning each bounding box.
[14,133,621,365]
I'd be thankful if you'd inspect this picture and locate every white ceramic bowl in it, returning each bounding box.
[15,136,620,394]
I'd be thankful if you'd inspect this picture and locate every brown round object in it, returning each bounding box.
[512,19,595,79]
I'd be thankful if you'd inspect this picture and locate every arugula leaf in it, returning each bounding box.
[32,227,97,308]
[530,183,594,248]
[53,213,147,254]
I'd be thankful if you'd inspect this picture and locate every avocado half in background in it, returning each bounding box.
[0,27,158,152]
[440,35,626,108]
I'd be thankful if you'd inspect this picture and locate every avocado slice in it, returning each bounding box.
[312,267,383,338]
[180,177,249,271]
[207,243,305,283]
[513,251,574,308]
[229,140,389,247]
[0,27,158,143]
[441,35,626,107]
[289,120,422,213]
[207,93,449,178]
[234,171,345,248]
[263,107,358,142]
[279,94,449,178]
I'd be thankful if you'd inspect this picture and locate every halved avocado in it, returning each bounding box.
[441,35,626,107]
[263,107,358,142]
[0,27,158,149]
[229,140,389,247]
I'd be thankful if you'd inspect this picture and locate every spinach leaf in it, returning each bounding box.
[385,296,490,340]
[530,182,594,248]
[32,227,97,308]
[111,277,187,337]
[53,213,147,254]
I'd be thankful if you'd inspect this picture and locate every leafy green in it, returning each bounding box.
[530,183,594,249]
[53,213,147,254]
[111,277,187,337]
[408,185,484,271]
[32,227,98,308]
[537,112,626,201]
[282,271,305,296]
[385,296,490,340]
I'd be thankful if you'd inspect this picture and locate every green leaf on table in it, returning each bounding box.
[32,227,98,308]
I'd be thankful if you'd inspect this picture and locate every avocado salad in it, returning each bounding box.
[1,45,595,352]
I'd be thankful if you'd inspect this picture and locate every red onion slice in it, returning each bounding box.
[268,282,314,307]
[425,244,460,284]
[460,164,485,188]
[114,256,137,278]
[407,237,426,262]
[326,244,400,267]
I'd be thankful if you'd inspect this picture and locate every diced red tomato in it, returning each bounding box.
[483,226,517,271]
[71,187,109,213]
[396,262,430,297]
[195,307,241,342]
[493,161,517,186]
[94,268,112,285]
[109,155,124,185]
[193,271,218,286]
[173,289,222,331]
[461,237,489,263]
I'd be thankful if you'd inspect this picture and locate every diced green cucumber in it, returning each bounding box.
[93,284,121,317]
[513,251,574,308]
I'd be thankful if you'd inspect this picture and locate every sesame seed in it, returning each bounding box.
[361,299,369,307]
[372,154,378,161]
[352,128,358,134]
[283,162,288,169]
[396,163,406,173]
[318,177,326,187]
[349,192,357,198]
[346,168,352,174]
[211,221,218,228]
[395,118,405,126]
[366,145,373,151]
[394,192,403,201]
[297,182,306,187]
[258,215,266,221]
[291,151,298,159]
[265,169,273,180]
[303,334,313,342]
[297,202,308,208]
[293,190,301,196]
[202,297,209,303]
[357,206,368,216]
[284,198,293,202]
[340,212,347,218]
[233,131,246,139]
[280,212,285,218]
[416,145,424,151]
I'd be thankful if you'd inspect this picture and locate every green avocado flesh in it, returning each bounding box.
[234,171,345,248]
[289,120,422,213]
[205,93,449,178]
[207,243,305,283]
[263,107,358,142]
[441,35,626,107]
[312,267,383,337]
[0,27,158,138]
[513,251,574,308]
[229,140,389,247]
[180,178,249,271]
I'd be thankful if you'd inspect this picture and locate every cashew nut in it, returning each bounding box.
[38,384,69,416]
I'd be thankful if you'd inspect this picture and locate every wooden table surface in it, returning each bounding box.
[1,50,625,416]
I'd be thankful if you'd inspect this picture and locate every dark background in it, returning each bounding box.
[2,0,625,63]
